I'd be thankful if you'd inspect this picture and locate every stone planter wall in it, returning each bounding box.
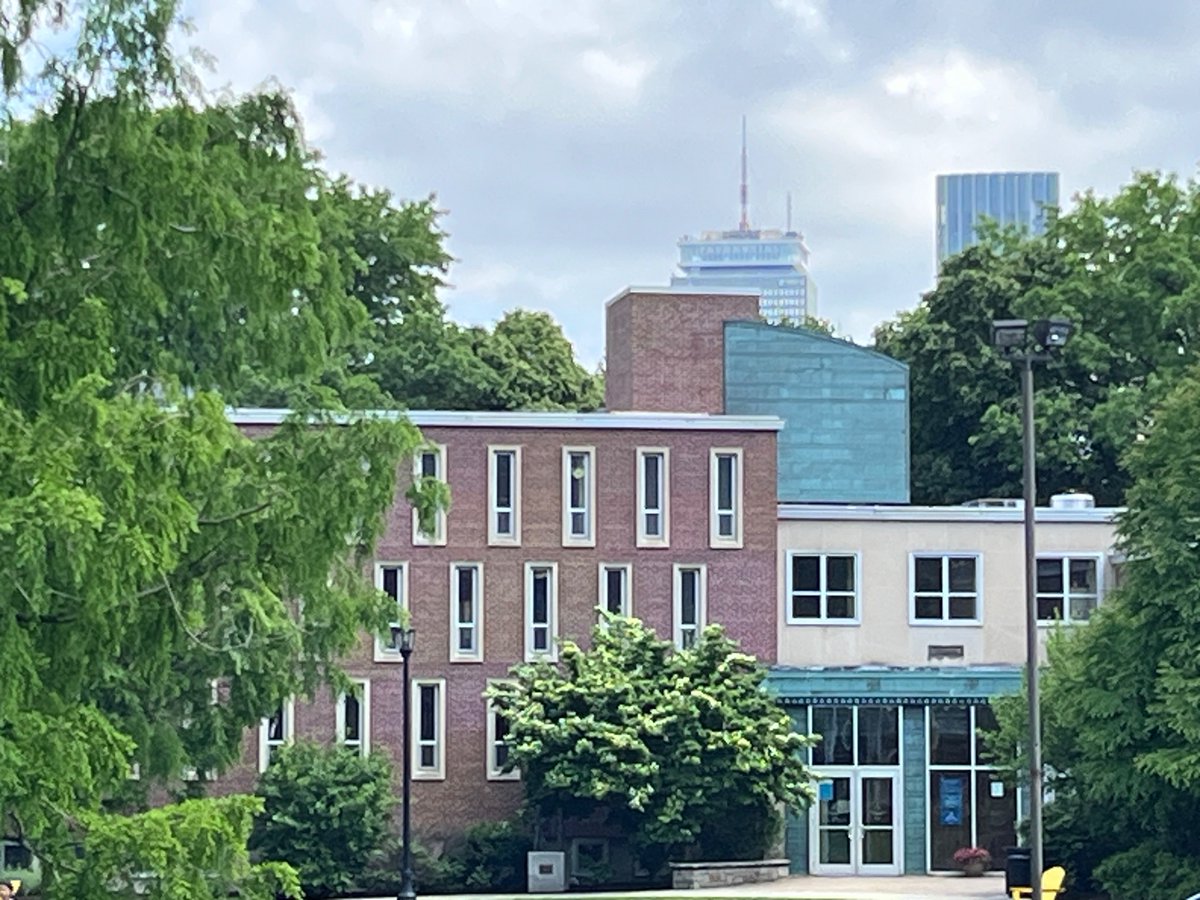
[669,859,790,889]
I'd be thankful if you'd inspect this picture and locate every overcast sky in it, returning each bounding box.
[186,0,1200,367]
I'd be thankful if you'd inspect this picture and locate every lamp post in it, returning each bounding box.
[390,624,417,900]
[991,316,1073,899]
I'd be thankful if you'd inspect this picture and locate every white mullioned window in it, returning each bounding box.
[258,697,295,772]
[911,554,981,623]
[450,562,483,662]
[673,564,707,650]
[488,446,521,545]
[710,449,743,548]
[412,678,446,780]
[486,681,520,781]
[786,552,860,623]
[562,447,596,546]
[412,443,447,546]
[1036,555,1101,623]
[598,563,632,620]
[336,679,371,756]
[373,562,409,661]
[636,448,669,547]
[525,562,559,661]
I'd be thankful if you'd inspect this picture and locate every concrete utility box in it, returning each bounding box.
[527,851,566,893]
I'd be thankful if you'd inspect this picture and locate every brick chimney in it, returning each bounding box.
[604,288,760,414]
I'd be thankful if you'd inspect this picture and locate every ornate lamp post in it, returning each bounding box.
[390,624,417,900]
[991,316,1073,898]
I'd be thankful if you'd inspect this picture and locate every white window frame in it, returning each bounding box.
[373,561,409,662]
[636,448,670,548]
[909,552,983,625]
[1036,553,1103,625]
[785,551,861,625]
[488,446,521,546]
[486,680,520,781]
[412,678,446,780]
[412,442,447,546]
[709,448,744,549]
[562,446,596,547]
[258,697,295,773]
[598,562,633,620]
[336,678,371,756]
[450,562,484,662]
[672,564,708,650]
[525,562,559,662]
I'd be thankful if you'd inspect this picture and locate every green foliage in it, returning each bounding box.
[454,820,534,891]
[56,796,300,900]
[250,742,395,899]
[876,173,1200,505]
[488,616,815,864]
[988,366,1200,895]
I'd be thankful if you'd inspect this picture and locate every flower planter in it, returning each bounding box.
[962,859,988,877]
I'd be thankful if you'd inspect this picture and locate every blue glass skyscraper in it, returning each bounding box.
[936,172,1060,265]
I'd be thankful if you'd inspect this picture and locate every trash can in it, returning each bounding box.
[1005,846,1031,894]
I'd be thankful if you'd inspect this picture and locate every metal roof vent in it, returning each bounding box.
[962,498,1024,509]
[1050,492,1095,510]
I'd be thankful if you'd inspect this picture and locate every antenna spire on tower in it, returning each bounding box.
[739,115,750,232]
[786,191,793,233]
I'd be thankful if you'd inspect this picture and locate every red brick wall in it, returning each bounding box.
[604,290,760,414]
[214,421,778,841]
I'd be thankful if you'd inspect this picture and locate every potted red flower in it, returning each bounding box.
[953,846,992,877]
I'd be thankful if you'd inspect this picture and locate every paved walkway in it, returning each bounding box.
[357,873,1007,900]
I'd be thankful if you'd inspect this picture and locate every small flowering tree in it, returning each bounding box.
[487,616,816,867]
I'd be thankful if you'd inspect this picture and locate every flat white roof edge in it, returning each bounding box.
[604,285,763,308]
[778,503,1122,524]
[228,408,785,432]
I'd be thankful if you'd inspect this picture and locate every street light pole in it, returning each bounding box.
[991,316,1073,900]
[1020,356,1044,900]
[392,625,417,900]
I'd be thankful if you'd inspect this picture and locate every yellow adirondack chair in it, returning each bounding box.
[1010,865,1066,899]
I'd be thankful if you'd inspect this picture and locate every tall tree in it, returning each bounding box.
[0,2,429,895]
[876,173,1200,506]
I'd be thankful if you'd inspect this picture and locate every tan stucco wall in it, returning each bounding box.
[776,515,1118,668]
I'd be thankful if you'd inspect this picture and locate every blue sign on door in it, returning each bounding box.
[818,780,834,802]
[939,775,964,826]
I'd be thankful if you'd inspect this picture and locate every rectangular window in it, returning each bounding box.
[673,564,707,650]
[809,705,900,767]
[525,563,559,661]
[258,698,294,772]
[1037,556,1100,623]
[710,449,743,548]
[562,447,596,545]
[488,447,521,545]
[412,444,447,546]
[787,553,859,623]
[336,679,370,756]
[486,684,520,781]
[598,563,632,619]
[412,679,446,780]
[636,449,669,547]
[450,563,483,661]
[374,562,408,661]
[911,554,980,623]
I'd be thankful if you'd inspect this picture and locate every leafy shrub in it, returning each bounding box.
[456,820,532,891]
[1094,841,1200,900]
[251,742,394,898]
[359,836,464,895]
[695,801,781,861]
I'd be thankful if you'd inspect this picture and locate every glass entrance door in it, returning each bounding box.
[812,770,902,875]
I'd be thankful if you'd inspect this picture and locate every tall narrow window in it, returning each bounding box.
[450,563,483,662]
[374,562,408,660]
[637,449,669,547]
[258,698,294,772]
[673,565,707,650]
[488,447,521,545]
[710,449,743,548]
[337,680,370,756]
[562,447,595,546]
[525,563,558,661]
[412,444,447,546]
[486,685,520,781]
[598,563,632,620]
[412,679,445,779]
